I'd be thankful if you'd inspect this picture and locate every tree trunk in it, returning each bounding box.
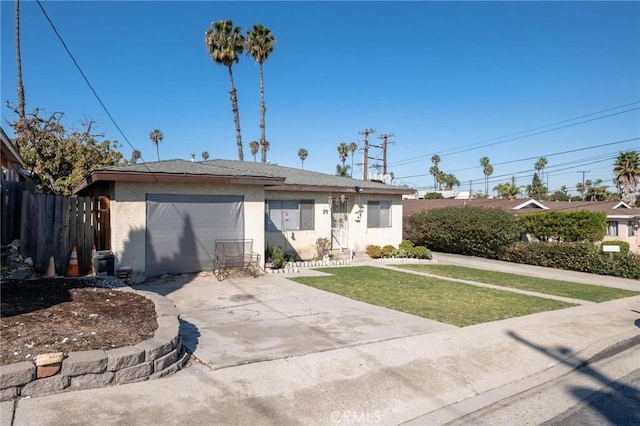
[228,66,243,161]
[259,62,267,163]
[16,0,26,122]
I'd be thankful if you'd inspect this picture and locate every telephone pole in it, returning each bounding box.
[577,170,590,200]
[359,128,376,180]
[377,133,394,175]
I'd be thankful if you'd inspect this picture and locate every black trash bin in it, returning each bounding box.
[93,250,115,276]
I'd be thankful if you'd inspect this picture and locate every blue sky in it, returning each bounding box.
[2,1,639,195]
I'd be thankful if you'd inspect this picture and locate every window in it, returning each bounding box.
[265,200,314,231]
[607,221,618,237]
[629,221,637,237]
[367,201,391,228]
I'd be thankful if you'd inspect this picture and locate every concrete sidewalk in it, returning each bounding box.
[2,257,639,425]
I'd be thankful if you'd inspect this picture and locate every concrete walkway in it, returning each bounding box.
[2,255,638,425]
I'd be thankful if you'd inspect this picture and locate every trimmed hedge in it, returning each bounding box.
[519,210,606,242]
[404,206,523,259]
[501,242,640,280]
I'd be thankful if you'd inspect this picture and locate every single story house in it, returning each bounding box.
[403,198,640,252]
[1,127,25,184]
[75,159,414,282]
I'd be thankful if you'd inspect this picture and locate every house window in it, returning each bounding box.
[629,221,637,237]
[265,200,314,231]
[367,201,391,228]
[606,221,618,237]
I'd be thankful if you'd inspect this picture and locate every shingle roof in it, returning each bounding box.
[78,159,414,194]
[402,198,640,216]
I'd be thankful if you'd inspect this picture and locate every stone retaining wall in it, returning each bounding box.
[0,286,188,401]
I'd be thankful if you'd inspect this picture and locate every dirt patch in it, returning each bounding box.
[1,277,157,365]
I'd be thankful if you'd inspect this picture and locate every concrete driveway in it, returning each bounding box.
[138,269,456,369]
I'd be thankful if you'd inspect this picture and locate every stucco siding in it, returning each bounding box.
[112,182,265,282]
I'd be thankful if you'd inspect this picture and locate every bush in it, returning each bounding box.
[315,237,331,258]
[519,211,606,242]
[412,246,432,260]
[381,245,397,257]
[501,242,640,279]
[268,246,288,269]
[366,245,383,259]
[404,206,523,259]
[422,192,444,199]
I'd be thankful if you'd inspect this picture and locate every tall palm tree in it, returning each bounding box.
[348,142,358,177]
[479,156,493,196]
[335,164,350,177]
[262,140,270,161]
[494,176,521,200]
[202,151,209,160]
[149,129,163,161]
[249,141,260,161]
[15,0,25,123]
[298,148,308,169]
[245,24,275,164]
[534,157,548,183]
[613,151,640,205]
[131,149,141,164]
[430,154,441,190]
[205,20,245,161]
[337,142,349,167]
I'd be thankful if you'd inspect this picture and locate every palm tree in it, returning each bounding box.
[131,149,141,164]
[149,129,163,161]
[15,0,25,122]
[441,173,460,190]
[480,156,493,196]
[335,164,350,177]
[202,151,209,160]
[245,24,275,164]
[348,142,358,177]
[534,157,548,183]
[430,154,441,190]
[613,151,640,205]
[298,148,308,169]
[494,176,521,200]
[337,142,349,167]
[205,20,245,161]
[585,179,611,201]
[249,141,260,161]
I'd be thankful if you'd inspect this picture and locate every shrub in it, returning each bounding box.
[269,246,288,269]
[366,245,383,259]
[404,206,523,259]
[412,246,432,260]
[519,211,606,242]
[315,237,331,258]
[381,245,397,257]
[422,192,444,199]
[501,242,640,279]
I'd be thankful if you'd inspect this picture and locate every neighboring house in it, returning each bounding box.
[403,198,640,253]
[1,127,25,183]
[75,159,413,282]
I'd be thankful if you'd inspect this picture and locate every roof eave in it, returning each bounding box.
[265,183,414,195]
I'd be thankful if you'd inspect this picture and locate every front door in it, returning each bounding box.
[331,197,349,250]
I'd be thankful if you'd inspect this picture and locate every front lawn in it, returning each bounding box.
[290,267,574,327]
[396,264,639,302]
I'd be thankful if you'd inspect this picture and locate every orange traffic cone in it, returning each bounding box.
[66,246,80,277]
[89,244,97,275]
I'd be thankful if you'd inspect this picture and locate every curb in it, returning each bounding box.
[402,329,640,425]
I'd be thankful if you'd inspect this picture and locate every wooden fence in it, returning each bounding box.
[18,192,110,275]
[2,181,23,246]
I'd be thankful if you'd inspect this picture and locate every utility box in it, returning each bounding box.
[93,250,115,276]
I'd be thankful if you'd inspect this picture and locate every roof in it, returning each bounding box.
[402,198,640,217]
[75,159,414,195]
[1,127,24,168]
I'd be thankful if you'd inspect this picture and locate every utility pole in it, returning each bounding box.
[577,170,590,200]
[359,128,376,180]
[377,133,394,175]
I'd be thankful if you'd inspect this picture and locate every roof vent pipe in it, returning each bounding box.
[190,154,195,162]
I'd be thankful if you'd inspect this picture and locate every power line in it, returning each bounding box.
[390,103,640,167]
[36,0,140,161]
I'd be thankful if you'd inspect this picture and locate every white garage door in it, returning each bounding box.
[146,194,244,278]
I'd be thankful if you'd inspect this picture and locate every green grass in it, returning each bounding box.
[290,266,574,327]
[396,264,639,302]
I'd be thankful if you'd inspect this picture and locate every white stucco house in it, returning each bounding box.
[75,159,414,282]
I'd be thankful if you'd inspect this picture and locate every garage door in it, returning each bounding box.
[146,194,244,278]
